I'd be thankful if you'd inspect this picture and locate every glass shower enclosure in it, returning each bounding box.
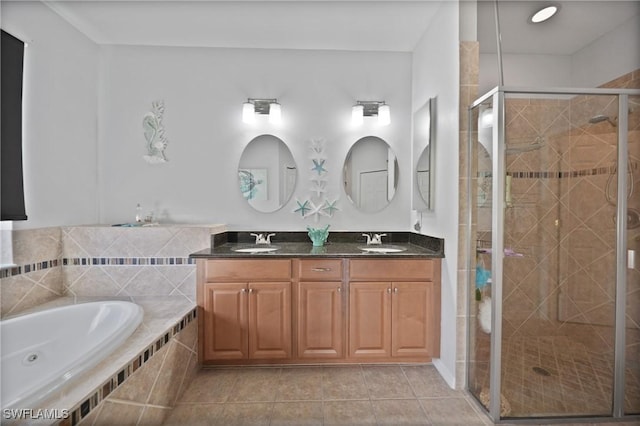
[467,87,640,422]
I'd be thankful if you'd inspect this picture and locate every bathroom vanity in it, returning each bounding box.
[191,232,443,365]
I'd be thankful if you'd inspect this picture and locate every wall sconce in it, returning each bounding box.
[242,98,282,125]
[351,101,390,126]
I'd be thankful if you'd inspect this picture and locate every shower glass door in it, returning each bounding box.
[467,97,495,413]
[625,93,640,415]
[499,92,619,418]
[468,88,640,422]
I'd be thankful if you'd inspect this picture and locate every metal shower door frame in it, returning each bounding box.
[468,86,640,423]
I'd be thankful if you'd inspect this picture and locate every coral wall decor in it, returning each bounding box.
[142,100,169,164]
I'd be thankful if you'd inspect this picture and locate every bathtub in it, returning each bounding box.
[0,301,143,411]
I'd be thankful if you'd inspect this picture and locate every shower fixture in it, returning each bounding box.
[589,114,617,126]
[605,157,639,229]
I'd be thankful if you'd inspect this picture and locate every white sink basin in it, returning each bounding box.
[233,246,280,253]
[358,245,407,253]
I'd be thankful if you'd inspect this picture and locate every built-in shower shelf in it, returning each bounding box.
[476,248,525,257]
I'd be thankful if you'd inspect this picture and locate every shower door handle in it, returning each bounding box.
[629,250,636,270]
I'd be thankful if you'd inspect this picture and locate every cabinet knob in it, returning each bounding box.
[387,288,392,294]
[248,288,254,293]
[394,287,399,294]
[241,288,247,293]
[337,287,342,293]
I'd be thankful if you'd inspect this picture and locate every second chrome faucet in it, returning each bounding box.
[250,233,276,245]
[362,233,387,245]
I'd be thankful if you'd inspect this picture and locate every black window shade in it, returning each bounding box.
[1,29,27,221]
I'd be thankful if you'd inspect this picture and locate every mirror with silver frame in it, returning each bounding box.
[343,136,398,213]
[238,134,297,213]
[412,97,435,210]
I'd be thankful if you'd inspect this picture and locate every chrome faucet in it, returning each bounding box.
[362,233,387,245]
[250,233,276,245]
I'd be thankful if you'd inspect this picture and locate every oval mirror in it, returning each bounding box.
[238,134,297,213]
[342,136,398,213]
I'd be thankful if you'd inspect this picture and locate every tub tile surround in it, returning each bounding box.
[1,227,65,317]
[0,225,224,424]
[2,296,197,426]
[0,224,226,318]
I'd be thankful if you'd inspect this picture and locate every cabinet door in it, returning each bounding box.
[391,282,434,357]
[349,282,391,358]
[297,282,343,359]
[248,282,292,359]
[203,282,248,360]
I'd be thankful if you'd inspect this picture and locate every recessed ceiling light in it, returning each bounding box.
[529,5,559,23]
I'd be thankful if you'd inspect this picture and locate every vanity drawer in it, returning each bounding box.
[205,259,291,281]
[297,259,343,280]
[349,259,433,281]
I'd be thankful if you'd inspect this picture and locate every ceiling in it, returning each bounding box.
[44,1,442,52]
[43,0,640,54]
[478,0,640,55]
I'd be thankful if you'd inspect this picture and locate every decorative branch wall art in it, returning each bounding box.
[142,100,169,164]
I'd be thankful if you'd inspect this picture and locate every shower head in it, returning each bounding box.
[589,114,617,126]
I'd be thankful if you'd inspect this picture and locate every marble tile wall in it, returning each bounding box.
[0,225,225,318]
[0,227,64,317]
[498,72,640,416]
[500,70,639,351]
[465,69,640,414]
[61,226,224,301]
[457,40,480,388]
[75,319,199,426]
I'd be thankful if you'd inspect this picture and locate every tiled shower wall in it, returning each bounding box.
[499,70,639,355]
[457,40,480,388]
[0,225,225,318]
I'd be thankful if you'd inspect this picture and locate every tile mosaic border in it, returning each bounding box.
[0,259,60,279]
[477,162,638,180]
[57,307,197,426]
[0,257,194,279]
[62,257,194,266]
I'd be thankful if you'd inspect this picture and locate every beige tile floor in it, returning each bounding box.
[163,364,639,426]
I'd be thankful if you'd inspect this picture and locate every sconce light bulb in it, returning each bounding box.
[378,104,391,126]
[352,104,364,126]
[269,102,282,125]
[242,102,255,124]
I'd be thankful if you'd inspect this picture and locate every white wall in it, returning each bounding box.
[411,1,459,387]
[480,13,640,93]
[480,53,572,95]
[1,1,100,230]
[571,14,640,88]
[99,45,412,230]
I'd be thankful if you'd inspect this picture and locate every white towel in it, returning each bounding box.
[478,297,492,334]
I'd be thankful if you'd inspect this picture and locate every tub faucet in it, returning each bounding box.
[251,233,276,245]
[362,233,386,245]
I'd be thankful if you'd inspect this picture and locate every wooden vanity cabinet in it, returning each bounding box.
[294,259,345,359]
[348,259,440,360]
[199,259,292,363]
[197,256,441,365]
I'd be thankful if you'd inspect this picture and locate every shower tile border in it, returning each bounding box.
[57,307,197,426]
[477,161,638,180]
[0,257,195,279]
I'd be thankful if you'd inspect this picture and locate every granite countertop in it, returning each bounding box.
[190,231,444,259]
